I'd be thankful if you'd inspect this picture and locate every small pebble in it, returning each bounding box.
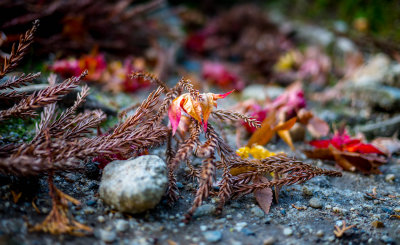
[283,227,293,236]
[309,197,323,209]
[203,230,222,243]
[84,207,96,215]
[381,235,394,244]
[385,174,395,183]
[86,200,97,206]
[215,218,226,224]
[251,206,265,217]
[231,202,241,209]
[327,236,336,242]
[316,230,324,237]
[115,219,129,232]
[97,216,105,223]
[194,204,216,217]
[280,209,286,215]
[200,225,208,231]
[302,186,313,196]
[394,206,400,212]
[230,240,243,245]
[263,236,275,245]
[241,228,255,236]
[335,220,343,227]
[234,222,247,231]
[382,207,393,214]
[176,182,184,189]
[332,207,342,213]
[371,220,384,228]
[97,229,117,243]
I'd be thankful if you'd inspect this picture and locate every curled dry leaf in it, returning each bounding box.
[298,108,329,138]
[168,90,234,134]
[305,130,387,174]
[247,109,297,150]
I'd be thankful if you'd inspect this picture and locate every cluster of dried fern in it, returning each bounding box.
[130,72,342,222]
[0,20,168,235]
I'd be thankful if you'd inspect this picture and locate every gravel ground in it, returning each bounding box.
[0,143,399,245]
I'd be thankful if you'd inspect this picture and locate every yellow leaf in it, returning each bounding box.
[180,94,202,123]
[199,93,215,130]
[230,166,256,176]
[277,130,295,150]
[236,146,250,159]
[273,117,297,131]
[247,110,277,147]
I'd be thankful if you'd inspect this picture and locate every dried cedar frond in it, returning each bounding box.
[211,109,261,128]
[131,72,170,93]
[0,71,88,121]
[0,20,39,78]
[0,72,41,90]
[0,90,26,101]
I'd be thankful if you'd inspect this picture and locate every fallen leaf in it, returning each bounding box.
[254,176,273,214]
[273,117,297,131]
[168,91,233,134]
[247,110,296,149]
[306,116,329,138]
[232,145,281,175]
[306,130,387,173]
[247,110,277,147]
[277,130,295,151]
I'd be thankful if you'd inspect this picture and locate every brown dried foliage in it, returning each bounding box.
[0,20,341,234]
[128,72,341,222]
[0,20,39,78]
[0,21,169,235]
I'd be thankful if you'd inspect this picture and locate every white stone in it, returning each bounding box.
[99,155,167,213]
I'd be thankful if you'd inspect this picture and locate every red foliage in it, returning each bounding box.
[309,131,384,155]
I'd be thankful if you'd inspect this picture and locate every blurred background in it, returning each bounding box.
[1,0,400,137]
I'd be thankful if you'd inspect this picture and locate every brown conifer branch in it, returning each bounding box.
[195,124,218,158]
[169,120,201,171]
[185,157,216,222]
[111,86,164,138]
[211,109,261,129]
[0,20,39,78]
[62,110,106,140]
[35,103,57,137]
[130,72,170,93]
[0,71,87,121]
[0,72,41,90]
[0,90,27,101]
